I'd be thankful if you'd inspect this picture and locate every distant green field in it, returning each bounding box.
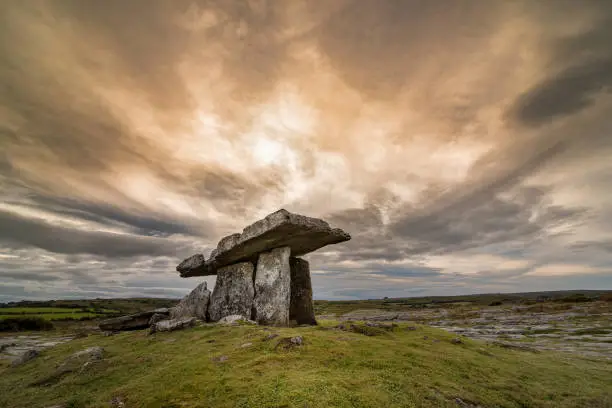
[0,307,84,314]
[0,307,121,322]
[0,313,101,321]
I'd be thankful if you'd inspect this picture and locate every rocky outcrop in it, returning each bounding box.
[11,349,39,367]
[289,257,316,325]
[99,308,169,332]
[170,281,210,321]
[208,262,255,322]
[32,347,104,386]
[177,209,350,277]
[175,209,351,327]
[253,247,291,326]
[150,317,196,334]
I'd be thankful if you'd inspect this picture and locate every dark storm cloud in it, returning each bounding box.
[391,185,588,254]
[321,184,588,269]
[508,5,612,127]
[19,195,201,237]
[0,209,180,257]
[571,240,612,254]
[0,271,61,282]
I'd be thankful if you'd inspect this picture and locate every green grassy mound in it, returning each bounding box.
[1,321,610,408]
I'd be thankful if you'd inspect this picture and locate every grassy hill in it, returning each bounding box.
[1,321,610,408]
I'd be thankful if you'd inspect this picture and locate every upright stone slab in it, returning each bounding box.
[289,257,317,325]
[253,246,291,326]
[208,262,255,322]
[170,281,211,321]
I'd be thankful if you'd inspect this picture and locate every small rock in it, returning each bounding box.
[212,355,228,363]
[451,337,463,345]
[290,336,303,346]
[241,342,253,348]
[207,339,216,343]
[423,336,429,340]
[102,331,114,337]
[263,333,279,341]
[110,396,125,408]
[275,336,304,350]
[12,349,39,367]
[454,397,481,407]
[405,326,417,331]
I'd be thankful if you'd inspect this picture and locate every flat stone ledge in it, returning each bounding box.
[177,209,350,277]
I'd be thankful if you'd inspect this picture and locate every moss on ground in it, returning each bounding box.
[1,321,611,408]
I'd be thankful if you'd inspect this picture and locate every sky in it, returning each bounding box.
[1,0,611,302]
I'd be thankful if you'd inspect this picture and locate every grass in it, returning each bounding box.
[1,321,611,408]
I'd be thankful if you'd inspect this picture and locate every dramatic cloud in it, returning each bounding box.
[0,0,610,301]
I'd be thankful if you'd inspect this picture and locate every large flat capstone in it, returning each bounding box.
[177,209,350,277]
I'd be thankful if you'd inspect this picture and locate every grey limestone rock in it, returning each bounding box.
[99,308,170,332]
[253,247,291,326]
[274,336,304,350]
[208,262,255,322]
[177,209,351,277]
[150,317,197,334]
[217,314,256,325]
[289,257,317,325]
[11,349,39,367]
[56,347,104,374]
[170,281,211,321]
[148,313,167,326]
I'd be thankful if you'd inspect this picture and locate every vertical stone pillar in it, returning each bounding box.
[289,257,317,325]
[208,262,255,322]
[253,246,291,326]
[170,281,211,321]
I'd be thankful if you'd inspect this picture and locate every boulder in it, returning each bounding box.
[99,308,170,331]
[253,247,291,326]
[150,317,196,334]
[289,257,317,325]
[11,349,39,367]
[177,209,351,277]
[32,347,104,385]
[208,262,255,322]
[170,281,211,321]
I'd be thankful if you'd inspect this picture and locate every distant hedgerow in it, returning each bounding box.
[0,317,54,332]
